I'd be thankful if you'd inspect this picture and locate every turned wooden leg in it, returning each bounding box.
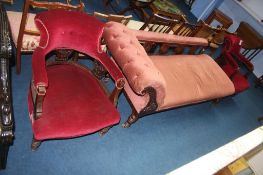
[99,126,112,136]
[122,109,139,128]
[212,98,221,104]
[31,137,42,151]
[0,143,9,169]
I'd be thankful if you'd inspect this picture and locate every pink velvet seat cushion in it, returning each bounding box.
[7,11,39,51]
[28,63,120,140]
[150,54,235,109]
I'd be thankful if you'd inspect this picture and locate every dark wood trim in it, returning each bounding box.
[0,3,14,170]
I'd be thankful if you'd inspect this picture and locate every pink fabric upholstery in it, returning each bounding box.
[7,11,39,51]
[133,29,208,46]
[28,63,120,140]
[103,22,167,109]
[103,22,235,113]
[123,79,150,112]
[151,54,235,109]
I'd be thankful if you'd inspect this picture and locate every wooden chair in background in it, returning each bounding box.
[235,21,263,61]
[205,9,233,29]
[6,0,85,74]
[0,0,13,4]
[160,20,234,55]
[94,11,132,25]
[118,0,156,21]
[139,13,183,52]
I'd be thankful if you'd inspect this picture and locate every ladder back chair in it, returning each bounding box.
[140,13,183,52]
[7,0,85,74]
[93,11,132,25]
[118,0,155,22]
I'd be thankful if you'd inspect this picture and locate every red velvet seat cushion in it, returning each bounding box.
[28,63,120,140]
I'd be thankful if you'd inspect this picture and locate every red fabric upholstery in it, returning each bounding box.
[222,64,236,77]
[231,73,250,93]
[224,34,254,72]
[28,10,124,141]
[28,63,120,140]
[218,35,251,93]
[33,10,124,88]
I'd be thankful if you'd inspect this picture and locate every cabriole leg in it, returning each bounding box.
[99,126,112,136]
[31,137,42,151]
[122,109,139,128]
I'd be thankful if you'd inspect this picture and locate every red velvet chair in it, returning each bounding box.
[28,10,125,150]
[217,34,252,93]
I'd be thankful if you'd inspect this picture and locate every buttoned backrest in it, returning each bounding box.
[103,22,167,107]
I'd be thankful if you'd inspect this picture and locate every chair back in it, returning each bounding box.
[94,12,132,25]
[139,13,183,52]
[140,13,182,34]
[191,21,233,47]
[19,0,85,43]
[35,10,103,57]
[173,21,201,37]
[12,0,84,73]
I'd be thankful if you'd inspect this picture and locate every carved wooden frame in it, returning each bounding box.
[0,3,14,169]
[122,87,158,128]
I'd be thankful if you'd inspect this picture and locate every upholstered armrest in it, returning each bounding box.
[32,47,48,88]
[103,22,167,107]
[133,27,209,46]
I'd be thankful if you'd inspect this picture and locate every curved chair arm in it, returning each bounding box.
[31,47,48,120]
[96,53,125,106]
[32,47,48,88]
[95,52,125,84]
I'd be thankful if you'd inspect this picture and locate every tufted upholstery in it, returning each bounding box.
[103,22,167,109]
[103,21,235,126]
[7,11,39,51]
